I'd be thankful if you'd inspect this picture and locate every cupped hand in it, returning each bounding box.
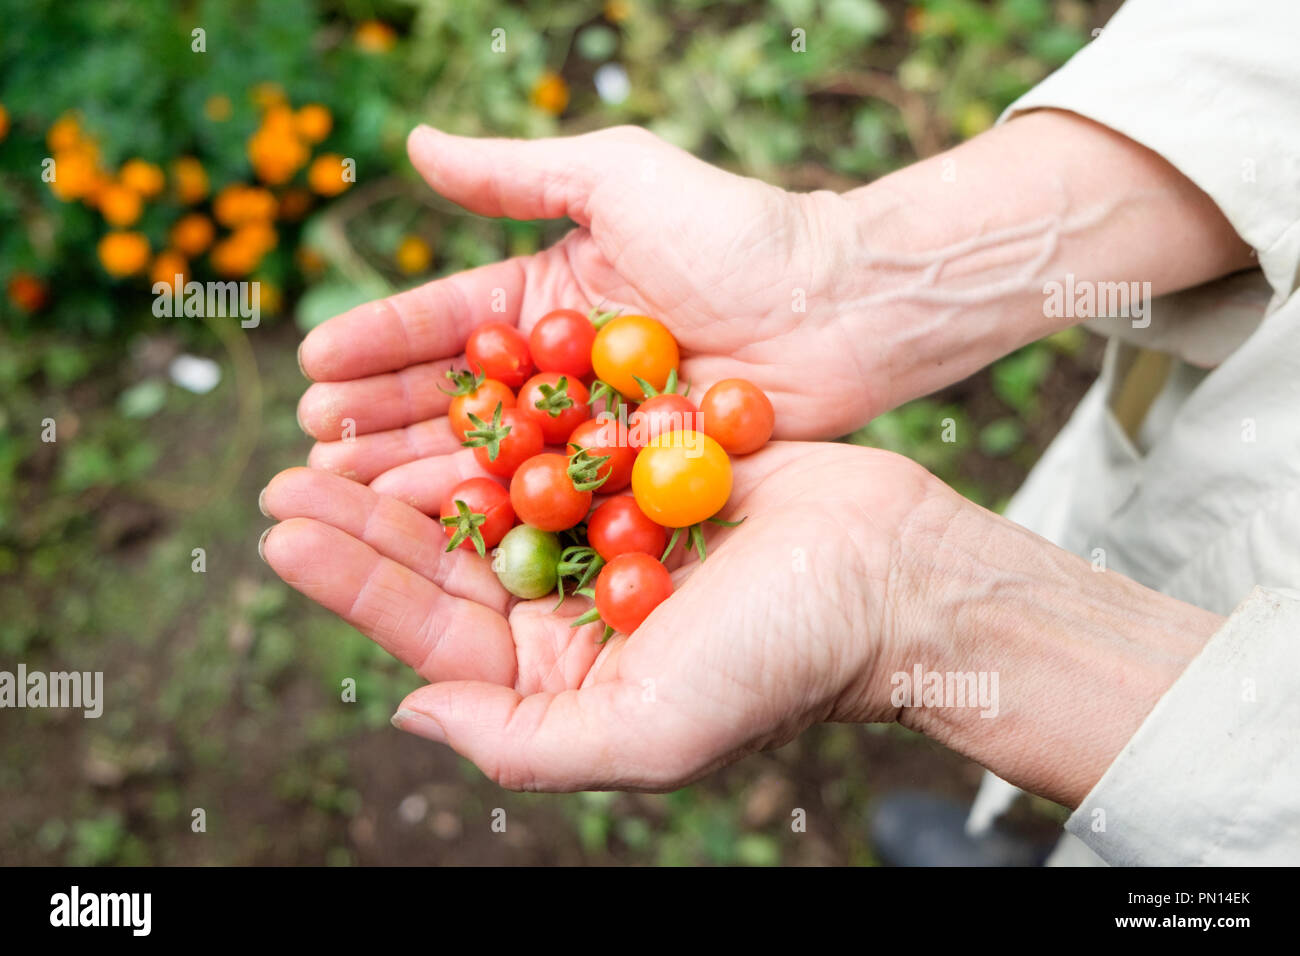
[296,124,877,487]
[259,441,949,791]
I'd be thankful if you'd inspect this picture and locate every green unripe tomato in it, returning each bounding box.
[493,525,561,599]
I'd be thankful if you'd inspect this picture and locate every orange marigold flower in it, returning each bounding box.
[214,184,277,227]
[120,159,165,198]
[247,126,308,186]
[48,148,100,202]
[150,250,189,290]
[307,153,353,196]
[294,104,332,143]
[233,221,278,257]
[98,182,144,227]
[204,94,233,122]
[278,187,313,221]
[172,156,209,204]
[0,103,10,143]
[210,236,261,278]
[395,235,432,275]
[97,232,151,277]
[7,272,49,312]
[354,20,396,53]
[530,72,570,116]
[47,112,82,151]
[170,213,215,257]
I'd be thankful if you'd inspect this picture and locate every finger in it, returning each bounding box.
[408,125,625,225]
[307,417,461,484]
[392,680,706,791]
[299,258,526,382]
[262,518,516,685]
[261,467,508,613]
[368,449,489,514]
[296,357,459,440]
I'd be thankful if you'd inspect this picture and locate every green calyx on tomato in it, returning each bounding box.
[460,402,511,461]
[439,367,485,397]
[660,514,746,564]
[632,367,689,400]
[552,544,605,609]
[440,498,490,557]
[531,375,575,417]
[588,303,622,330]
[493,525,562,599]
[567,446,612,493]
[587,378,629,416]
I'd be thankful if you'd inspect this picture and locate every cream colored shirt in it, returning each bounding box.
[995,0,1300,864]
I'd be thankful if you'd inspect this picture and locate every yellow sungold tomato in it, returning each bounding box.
[591,314,680,399]
[631,429,732,528]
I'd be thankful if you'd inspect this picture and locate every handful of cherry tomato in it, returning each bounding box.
[438,309,775,641]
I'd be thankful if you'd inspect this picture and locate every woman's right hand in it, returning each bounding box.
[296,124,880,486]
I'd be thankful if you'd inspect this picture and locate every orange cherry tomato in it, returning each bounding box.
[587,495,667,561]
[628,393,699,449]
[466,321,533,389]
[448,378,515,441]
[698,379,774,455]
[594,552,674,634]
[630,429,732,528]
[567,416,636,492]
[517,371,591,445]
[509,453,592,532]
[590,315,679,399]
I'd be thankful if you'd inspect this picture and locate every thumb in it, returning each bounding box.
[391,678,705,791]
[406,124,655,226]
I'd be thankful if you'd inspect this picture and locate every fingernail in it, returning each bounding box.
[257,526,273,563]
[257,486,270,517]
[391,708,447,744]
[296,340,307,379]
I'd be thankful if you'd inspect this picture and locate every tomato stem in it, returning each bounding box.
[460,402,511,461]
[533,376,575,417]
[439,499,488,557]
[438,366,485,397]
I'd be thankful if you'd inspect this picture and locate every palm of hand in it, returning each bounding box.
[261,442,930,790]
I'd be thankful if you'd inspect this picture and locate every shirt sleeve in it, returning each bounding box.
[999,0,1300,307]
[1065,586,1300,865]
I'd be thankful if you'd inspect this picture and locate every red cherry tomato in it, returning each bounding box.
[517,372,591,445]
[529,309,596,378]
[471,408,545,478]
[628,393,699,449]
[566,416,636,493]
[509,453,592,531]
[448,379,514,442]
[466,321,532,389]
[587,496,667,562]
[439,478,514,554]
[699,378,774,455]
[594,553,674,634]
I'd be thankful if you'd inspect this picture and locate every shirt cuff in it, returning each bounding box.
[1065,586,1300,865]
[998,0,1300,306]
